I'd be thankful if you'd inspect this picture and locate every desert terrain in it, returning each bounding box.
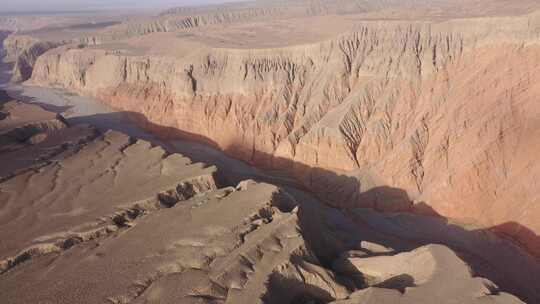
[1,1,539,303]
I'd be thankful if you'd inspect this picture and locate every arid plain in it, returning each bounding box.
[1,1,540,303]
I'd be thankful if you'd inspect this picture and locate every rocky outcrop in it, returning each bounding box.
[346,208,540,302]
[331,244,524,304]
[0,125,219,259]
[0,98,68,153]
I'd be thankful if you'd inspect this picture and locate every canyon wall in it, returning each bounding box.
[2,35,38,63]
[30,14,540,256]
[3,35,61,82]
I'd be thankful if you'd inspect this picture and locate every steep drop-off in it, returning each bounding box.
[2,35,61,82]
[29,13,540,257]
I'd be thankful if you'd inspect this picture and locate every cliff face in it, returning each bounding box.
[3,35,60,82]
[30,14,540,256]
[2,35,38,63]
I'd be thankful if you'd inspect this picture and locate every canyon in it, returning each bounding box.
[1,87,537,304]
[19,2,540,256]
[1,1,539,303]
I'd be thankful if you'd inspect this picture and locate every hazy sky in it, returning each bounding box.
[0,0,242,12]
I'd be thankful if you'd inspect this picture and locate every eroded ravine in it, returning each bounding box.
[1,8,540,303]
